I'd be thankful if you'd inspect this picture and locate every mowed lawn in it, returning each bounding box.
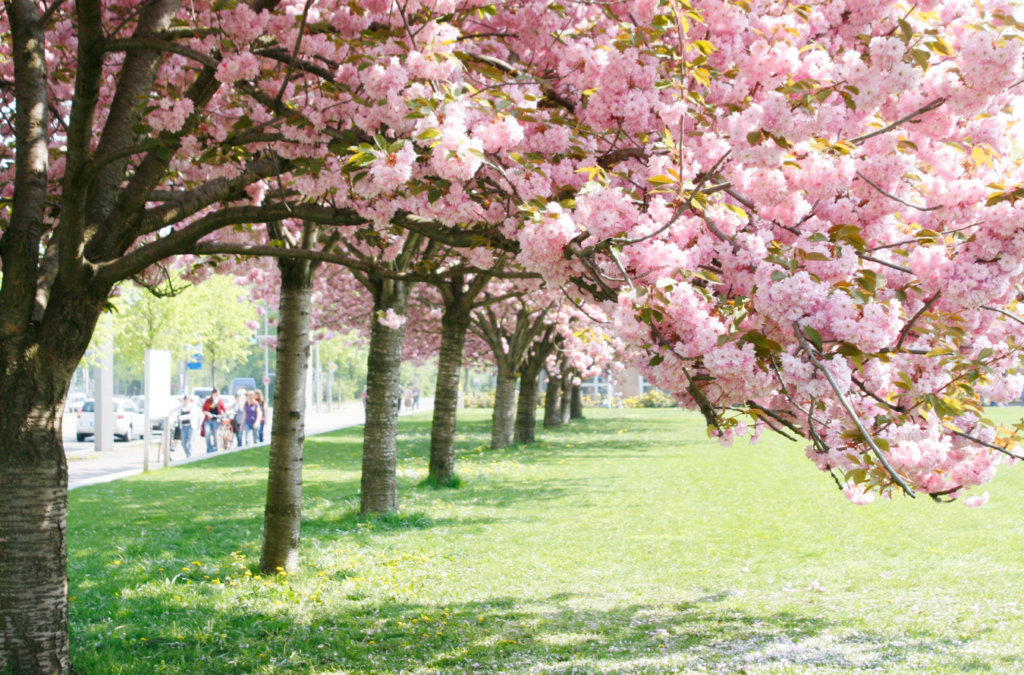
[68,407,1024,674]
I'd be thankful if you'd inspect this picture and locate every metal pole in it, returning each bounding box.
[327,369,332,413]
[143,351,153,472]
[162,416,171,468]
[94,342,114,452]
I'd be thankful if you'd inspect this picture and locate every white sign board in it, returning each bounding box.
[144,349,173,418]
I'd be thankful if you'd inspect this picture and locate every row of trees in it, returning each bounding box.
[4,0,1024,671]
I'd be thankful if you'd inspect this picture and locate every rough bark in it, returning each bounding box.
[0,284,107,674]
[490,365,518,448]
[543,374,562,429]
[428,310,470,485]
[570,384,584,419]
[514,358,543,444]
[360,278,410,513]
[259,256,313,573]
[561,377,573,424]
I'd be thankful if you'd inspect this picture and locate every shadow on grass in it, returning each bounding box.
[69,588,996,675]
[67,412,695,581]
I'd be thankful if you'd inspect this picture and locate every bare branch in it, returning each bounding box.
[94,202,366,284]
[272,0,315,105]
[846,98,945,146]
[858,253,912,274]
[893,291,940,352]
[856,172,942,212]
[105,37,220,69]
[793,322,916,498]
[981,305,1024,326]
[949,429,1024,461]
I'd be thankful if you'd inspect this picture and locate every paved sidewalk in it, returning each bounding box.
[67,398,433,490]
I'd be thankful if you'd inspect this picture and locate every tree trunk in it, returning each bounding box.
[0,405,70,675]
[514,358,543,444]
[570,384,584,419]
[259,257,313,573]
[360,279,410,514]
[561,377,573,424]
[490,364,517,448]
[0,286,107,673]
[543,374,562,429]
[428,310,469,485]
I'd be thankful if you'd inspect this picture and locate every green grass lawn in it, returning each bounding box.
[68,407,1024,674]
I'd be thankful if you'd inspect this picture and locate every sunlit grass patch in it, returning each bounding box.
[67,407,1024,674]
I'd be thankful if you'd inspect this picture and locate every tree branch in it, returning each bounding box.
[0,0,51,352]
[846,98,945,146]
[981,305,1024,326]
[949,429,1024,461]
[793,322,916,497]
[856,171,942,212]
[105,37,220,69]
[893,291,940,352]
[94,202,366,285]
[138,156,287,233]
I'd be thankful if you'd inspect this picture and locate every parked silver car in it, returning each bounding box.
[76,398,145,442]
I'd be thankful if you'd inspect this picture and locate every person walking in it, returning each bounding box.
[202,389,226,453]
[413,385,420,410]
[177,395,200,458]
[233,390,246,447]
[361,386,368,411]
[254,389,266,443]
[404,385,414,412]
[243,390,262,446]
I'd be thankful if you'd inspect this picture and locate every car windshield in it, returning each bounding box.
[82,401,94,413]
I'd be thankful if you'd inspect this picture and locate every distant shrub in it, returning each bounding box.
[464,392,495,408]
[622,390,678,408]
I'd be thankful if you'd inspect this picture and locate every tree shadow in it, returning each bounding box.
[68,588,1000,674]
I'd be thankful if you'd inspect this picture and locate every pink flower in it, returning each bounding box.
[148,98,194,133]
[842,483,876,506]
[963,492,990,508]
[215,52,260,84]
[378,308,406,330]
[368,142,415,195]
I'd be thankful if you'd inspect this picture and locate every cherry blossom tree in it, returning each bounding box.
[501,1,1024,506]
[4,0,1024,671]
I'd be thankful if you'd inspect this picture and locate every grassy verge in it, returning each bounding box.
[68,407,1024,674]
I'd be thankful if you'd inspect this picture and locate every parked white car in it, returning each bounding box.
[76,398,145,443]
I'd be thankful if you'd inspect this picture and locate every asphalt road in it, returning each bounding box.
[62,412,148,455]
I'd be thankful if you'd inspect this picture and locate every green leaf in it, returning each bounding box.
[803,326,824,353]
